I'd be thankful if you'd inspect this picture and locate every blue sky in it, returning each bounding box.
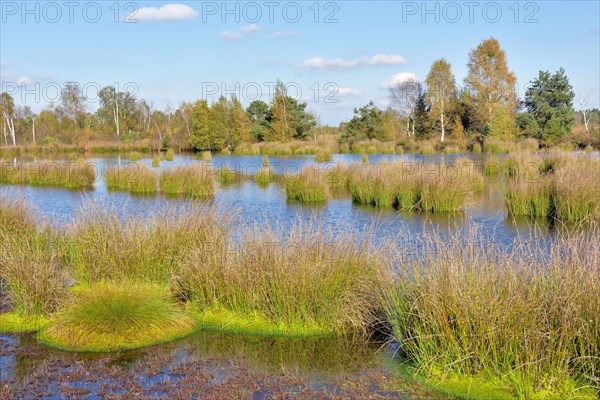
[1,1,598,124]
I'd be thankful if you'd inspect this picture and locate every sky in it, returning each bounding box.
[1,1,599,125]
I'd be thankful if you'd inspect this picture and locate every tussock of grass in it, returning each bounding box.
[262,155,270,167]
[255,167,274,186]
[0,193,36,236]
[324,163,349,190]
[165,148,175,161]
[201,151,212,161]
[39,283,196,352]
[152,155,160,168]
[0,225,68,317]
[159,164,215,198]
[504,154,600,222]
[285,167,329,203]
[0,161,95,189]
[314,150,333,162]
[128,151,142,161]
[346,161,482,212]
[174,222,387,336]
[106,164,158,194]
[384,225,600,399]
[66,202,229,284]
[218,166,237,184]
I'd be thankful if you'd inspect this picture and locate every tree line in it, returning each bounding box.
[1,37,598,151]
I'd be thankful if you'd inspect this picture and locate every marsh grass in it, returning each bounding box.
[175,222,387,336]
[0,226,68,318]
[255,167,274,186]
[504,154,599,222]
[262,155,270,167]
[0,161,95,189]
[152,156,160,168]
[285,167,329,203]
[159,164,215,198]
[39,282,196,352]
[0,193,36,236]
[324,163,349,190]
[314,150,333,162]
[384,225,600,399]
[347,161,482,212]
[165,148,175,161]
[201,151,212,161]
[106,164,158,194]
[218,166,237,184]
[128,151,142,161]
[66,202,229,284]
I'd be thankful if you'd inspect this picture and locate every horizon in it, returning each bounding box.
[1,1,599,125]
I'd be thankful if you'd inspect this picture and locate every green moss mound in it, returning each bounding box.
[0,312,49,333]
[38,283,196,352]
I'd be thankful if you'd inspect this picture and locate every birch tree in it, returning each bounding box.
[425,59,457,143]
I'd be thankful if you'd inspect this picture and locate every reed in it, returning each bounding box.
[159,164,215,198]
[255,167,274,186]
[106,164,158,194]
[384,225,600,399]
[285,167,329,203]
[39,282,196,351]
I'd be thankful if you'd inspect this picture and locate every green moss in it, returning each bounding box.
[38,283,197,352]
[190,308,336,338]
[0,312,49,333]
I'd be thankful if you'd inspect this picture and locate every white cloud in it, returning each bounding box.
[380,72,419,89]
[16,76,34,85]
[220,24,261,40]
[271,31,295,38]
[128,4,198,22]
[298,54,406,70]
[337,87,363,97]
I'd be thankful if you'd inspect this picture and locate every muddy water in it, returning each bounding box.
[1,331,451,399]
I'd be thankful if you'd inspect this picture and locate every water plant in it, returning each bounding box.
[201,151,212,161]
[106,164,158,194]
[175,222,387,336]
[152,155,160,168]
[0,161,95,189]
[39,283,196,352]
[128,151,142,161]
[255,167,274,186]
[159,164,215,198]
[285,167,329,203]
[262,155,270,167]
[314,150,333,162]
[218,166,237,184]
[384,225,600,399]
[165,148,175,161]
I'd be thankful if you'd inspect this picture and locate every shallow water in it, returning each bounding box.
[0,331,449,399]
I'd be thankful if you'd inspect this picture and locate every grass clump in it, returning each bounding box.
[39,283,196,352]
[218,166,237,184]
[152,155,160,168]
[174,222,387,336]
[0,161,95,189]
[128,151,142,161]
[106,164,158,194]
[285,167,329,203]
[505,175,554,218]
[66,202,228,284]
[384,226,600,399]
[262,155,270,167]
[255,167,274,186]
[159,164,215,198]
[201,151,212,161]
[165,148,175,161]
[314,150,333,162]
